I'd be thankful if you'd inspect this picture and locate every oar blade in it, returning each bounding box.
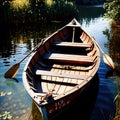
[4,63,20,78]
[103,54,115,69]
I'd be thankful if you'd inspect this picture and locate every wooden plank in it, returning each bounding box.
[36,70,88,80]
[53,41,91,48]
[64,70,75,92]
[43,53,93,64]
[56,70,70,94]
[52,63,95,71]
[40,78,77,86]
[41,81,49,93]
[41,69,56,93]
[55,69,64,94]
[80,32,87,42]
[47,68,58,93]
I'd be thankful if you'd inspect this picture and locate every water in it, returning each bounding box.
[0,6,119,120]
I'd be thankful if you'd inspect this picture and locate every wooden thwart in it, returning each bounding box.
[53,41,92,48]
[36,70,88,80]
[40,79,78,86]
[52,62,96,71]
[43,53,93,64]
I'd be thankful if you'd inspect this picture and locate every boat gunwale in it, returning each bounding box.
[22,18,100,107]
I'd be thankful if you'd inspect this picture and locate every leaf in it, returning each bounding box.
[7,114,12,119]
[7,92,12,96]
[0,92,6,96]
[0,111,12,120]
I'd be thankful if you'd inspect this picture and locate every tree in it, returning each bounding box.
[29,0,47,22]
[103,0,120,24]
[48,0,79,21]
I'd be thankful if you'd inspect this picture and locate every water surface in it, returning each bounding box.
[0,6,119,120]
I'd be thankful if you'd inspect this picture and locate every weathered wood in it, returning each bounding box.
[52,63,95,71]
[43,53,93,64]
[41,79,77,86]
[36,70,88,80]
[53,41,92,48]
[22,18,101,120]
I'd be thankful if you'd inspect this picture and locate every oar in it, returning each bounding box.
[72,27,75,42]
[92,37,115,69]
[4,41,43,78]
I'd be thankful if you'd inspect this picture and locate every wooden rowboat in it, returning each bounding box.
[22,18,100,120]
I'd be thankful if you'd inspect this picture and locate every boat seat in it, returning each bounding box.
[43,53,93,65]
[35,70,88,80]
[52,41,92,48]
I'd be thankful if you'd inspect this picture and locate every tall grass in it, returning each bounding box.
[114,92,120,120]
[1,0,79,26]
[45,0,53,6]
[11,0,30,10]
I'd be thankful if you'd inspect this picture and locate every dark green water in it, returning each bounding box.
[0,6,119,120]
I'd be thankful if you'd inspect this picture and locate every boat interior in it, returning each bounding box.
[25,26,100,102]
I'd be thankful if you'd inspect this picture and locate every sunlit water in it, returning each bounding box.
[0,6,118,120]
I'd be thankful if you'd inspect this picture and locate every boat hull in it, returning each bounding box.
[22,18,100,120]
[39,74,97,119]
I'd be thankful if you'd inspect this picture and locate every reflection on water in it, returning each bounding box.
[90,61,116,120]
[0,6,119,120]
[0,22,63,59]
[108,23,120,68]
[102,23,120,120]
[78,5,105,26]
[0,25,12,58]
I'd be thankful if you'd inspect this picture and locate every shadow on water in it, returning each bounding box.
[32,74,99,120]
[78,6,105,25]
[0,24,12,58]
[105,69,120,79]
[5,78,19,83]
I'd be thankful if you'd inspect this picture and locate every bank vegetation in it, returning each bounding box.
[0,0,107,27]
[0,0,78,26]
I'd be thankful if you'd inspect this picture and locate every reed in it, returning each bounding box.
[113,92,120,120]
[11,0,30,10]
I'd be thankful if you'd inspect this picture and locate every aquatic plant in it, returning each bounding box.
[114,92,120,120]
[0,111,12,120]
[0,91,12,97]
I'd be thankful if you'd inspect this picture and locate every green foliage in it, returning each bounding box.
[11,0,30,10]
[103,0,120,24]
[32,102,43,120]
[29,0,48,22]
[0,111,12,120]
[0,0,79,25]
[47,0,79,21]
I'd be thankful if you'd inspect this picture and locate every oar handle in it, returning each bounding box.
[91,37,104,54]
[19,41,43,63]
[91,37,115,69]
